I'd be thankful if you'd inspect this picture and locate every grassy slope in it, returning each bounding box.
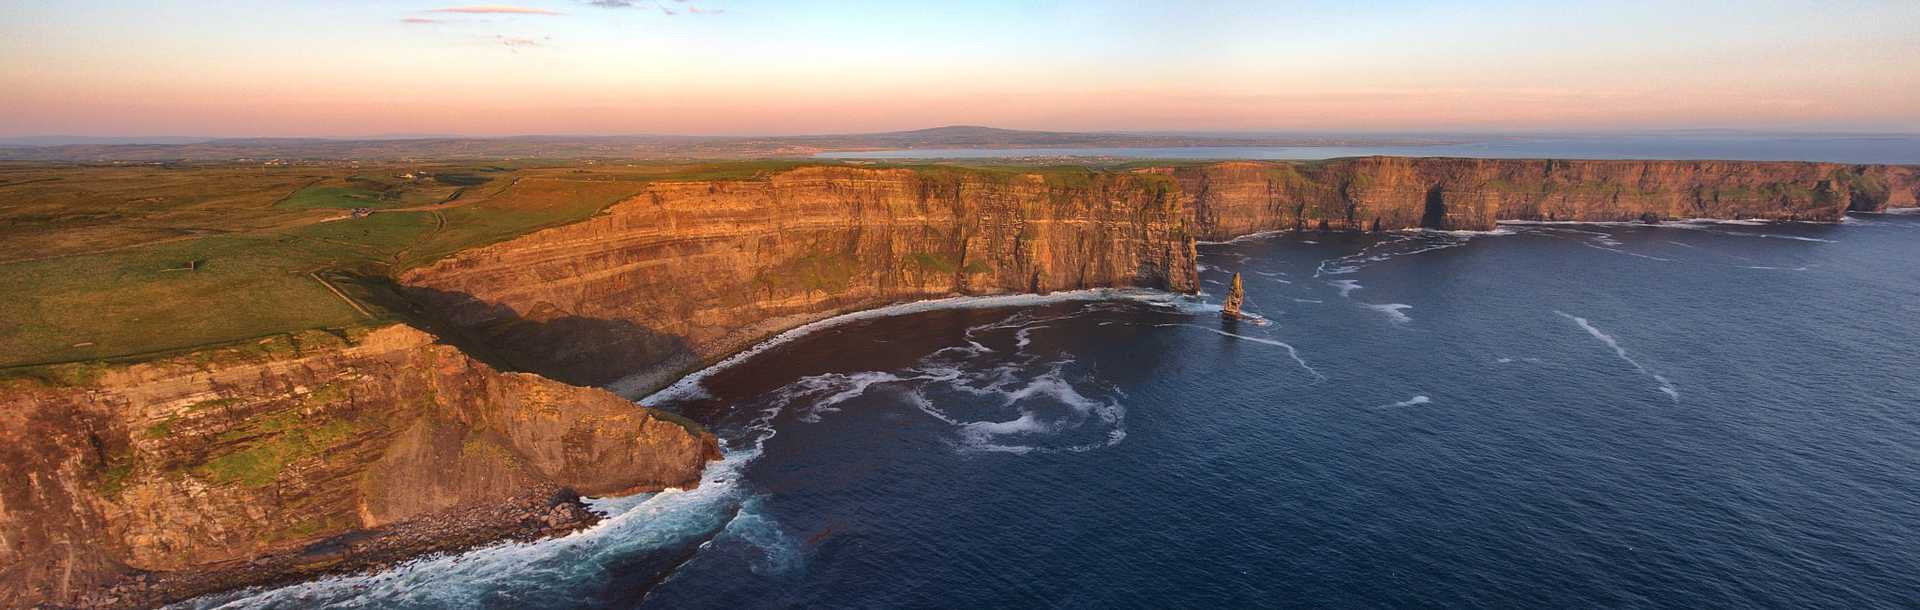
[0,159,1185,368]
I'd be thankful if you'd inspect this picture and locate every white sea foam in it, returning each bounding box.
[1362,303,1413,324]
[1327,279,1362,298]
[1665,222,1838,243]
[1527,226,1677,261]
[1507,219,1839,244]
[1434,228,1518,237]
[1251,270,1294,284]
[1556,311,1680,402]
[1312,231,1480,277]
[764,371,914,423]
[1196,229,1291,245]
[903,365,1128,455]
[641,288,1174,405]
[180,445,766,609]
[1581,241,1675,262]
[717,495,803,577]
[1376,395,1431,408]
[1013,324,1049,349]
[1153,323,1324,381]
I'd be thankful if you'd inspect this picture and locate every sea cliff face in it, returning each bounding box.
[0,324,718,608]
[398,166,1200,391]
[1169,158,1920,238]
[401,160,1916,395]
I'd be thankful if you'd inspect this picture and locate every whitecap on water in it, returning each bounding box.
[1361,303,1413,324]
[1327,279,1362,298]
[1153,323,1324,381]
[1556,311,1680,402]
[1376,395,1431,408]
[1313,231,1481,277]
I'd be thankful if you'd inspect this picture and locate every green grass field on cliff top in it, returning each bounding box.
[0,160,1176,371]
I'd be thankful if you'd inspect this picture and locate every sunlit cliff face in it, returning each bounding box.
[3,1,1918,137]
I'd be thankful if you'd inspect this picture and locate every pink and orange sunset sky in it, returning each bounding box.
[3,0,1917,137]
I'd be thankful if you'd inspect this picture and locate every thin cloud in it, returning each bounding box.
[585,0,722,14]
[495,35,548,48]
[401,17,442,24]
[432,5,562,15]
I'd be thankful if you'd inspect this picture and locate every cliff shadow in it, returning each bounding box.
[346,276,695,388]
[1421,185,1448,229]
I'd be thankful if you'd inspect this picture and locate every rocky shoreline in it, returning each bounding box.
[81,488,599,610]
[1,325,720,609]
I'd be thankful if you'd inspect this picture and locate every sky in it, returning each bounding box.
[2,0,1917,137]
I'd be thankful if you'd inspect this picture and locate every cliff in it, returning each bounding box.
[0,324,719,608]
[397,166,1200,391]
[400,159,1915,395]
[1170,157,1918,237]
[7,156,1915,607]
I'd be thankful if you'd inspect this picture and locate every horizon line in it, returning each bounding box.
[6,125,1920,144]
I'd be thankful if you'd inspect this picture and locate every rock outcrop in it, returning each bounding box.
[1222,273,1245,319]
[0,324,719,608]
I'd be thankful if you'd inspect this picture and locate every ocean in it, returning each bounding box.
[182,211,1920,609]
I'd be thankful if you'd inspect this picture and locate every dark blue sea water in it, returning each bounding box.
[188,211,1920,609]
[816,134,1920,164]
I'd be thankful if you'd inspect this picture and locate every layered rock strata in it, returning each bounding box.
[399,166,1201,391]
[1170,158,1918,238]
[0,324,719,608]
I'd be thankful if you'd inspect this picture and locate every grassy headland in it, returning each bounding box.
[0,159,1164,369]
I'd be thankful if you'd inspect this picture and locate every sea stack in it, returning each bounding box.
[1223,272,1245,319]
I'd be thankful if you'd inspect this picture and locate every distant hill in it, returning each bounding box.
[0,136,214,146]
[0,126,1443,162]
